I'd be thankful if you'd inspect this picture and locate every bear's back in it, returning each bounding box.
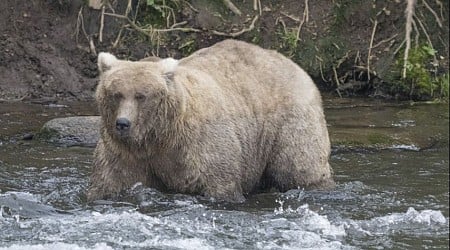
[179,40,321,112]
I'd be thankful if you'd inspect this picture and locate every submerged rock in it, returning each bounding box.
[0,192,60,218]
[36,116,100,147]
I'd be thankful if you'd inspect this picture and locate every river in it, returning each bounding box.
[0,98,448,249]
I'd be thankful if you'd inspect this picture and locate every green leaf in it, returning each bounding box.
[147,0,155,6]
[422,45,436,56]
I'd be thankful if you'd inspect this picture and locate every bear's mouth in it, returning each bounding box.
[113,126,132,142]
[115,130,130,138]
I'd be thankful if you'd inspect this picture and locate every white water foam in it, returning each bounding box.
[389,144,420,151]
[343,207,448,236]
[1,195,447,250]
[0,191,41,202]
[0,209,219,250]
[272,201,447,248]
[105,237,215,250]
[365,207,447,227]
[274,202,347,238]
[0,243,113,250]
[269,203,350,249]
[295,204,347,239]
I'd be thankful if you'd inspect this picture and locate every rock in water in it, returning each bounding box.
[37,116,100,147]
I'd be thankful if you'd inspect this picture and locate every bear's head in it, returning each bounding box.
[96,52,186,146]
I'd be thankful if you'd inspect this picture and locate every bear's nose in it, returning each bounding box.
[116,117,131,131]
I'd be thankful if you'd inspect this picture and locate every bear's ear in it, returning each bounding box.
[98,52,118,73]
[159,58,178,74]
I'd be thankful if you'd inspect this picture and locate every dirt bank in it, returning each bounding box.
[0,0,448,101]
[0,0,97,101]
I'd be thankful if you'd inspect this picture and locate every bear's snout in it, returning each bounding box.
[116,117,131,132]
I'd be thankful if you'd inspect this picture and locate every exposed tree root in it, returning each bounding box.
[112,25,126,48]
[402,0,416,79]
[280,12,300,22]
[103,12,200,44]
[99,5,105,43]
[212,15,259,38]
[367,18,379,82]
[400,0,444,79]
[252,0,262,14]
[333,66,342,98]
[414,13,438,63]
[78,0,446,98]
[89,37,97,55]
[295,0,309,44]
[423,0,443,28]
[223,0,242,16]
[74,6,89,45]
[372,33,398,49]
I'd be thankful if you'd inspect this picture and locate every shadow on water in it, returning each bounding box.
[0,99,448,249]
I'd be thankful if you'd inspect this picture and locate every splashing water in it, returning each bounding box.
[0,101,448,249]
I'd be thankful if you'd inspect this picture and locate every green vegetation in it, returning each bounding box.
[331,0,360,30]
[138,0,180,28]
[178,38,197,55]
[99,0,448,101]
[391,44,449,101]
[435,73,449,100]
[278,28,298,56]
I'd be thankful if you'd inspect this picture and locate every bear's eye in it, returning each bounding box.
[113,92,123,100]
[135,93,146,101]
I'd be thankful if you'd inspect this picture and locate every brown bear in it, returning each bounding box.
[87,39,334,202]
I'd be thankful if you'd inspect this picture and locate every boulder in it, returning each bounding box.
[37,116,100,147]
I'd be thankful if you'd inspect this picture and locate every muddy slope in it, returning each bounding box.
[0,0,97,101]
[0,1,448,101]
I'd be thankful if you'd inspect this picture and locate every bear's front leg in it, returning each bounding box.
[203,181,246,203]
[86,139,147,201]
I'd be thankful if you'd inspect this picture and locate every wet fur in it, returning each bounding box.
[87,40,334,202]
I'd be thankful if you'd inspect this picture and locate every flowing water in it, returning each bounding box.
[0,99,448,250]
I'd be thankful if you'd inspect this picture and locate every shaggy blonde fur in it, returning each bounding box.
[87,40,334,202]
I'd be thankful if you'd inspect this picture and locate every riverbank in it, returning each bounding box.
[0,0,448,102]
